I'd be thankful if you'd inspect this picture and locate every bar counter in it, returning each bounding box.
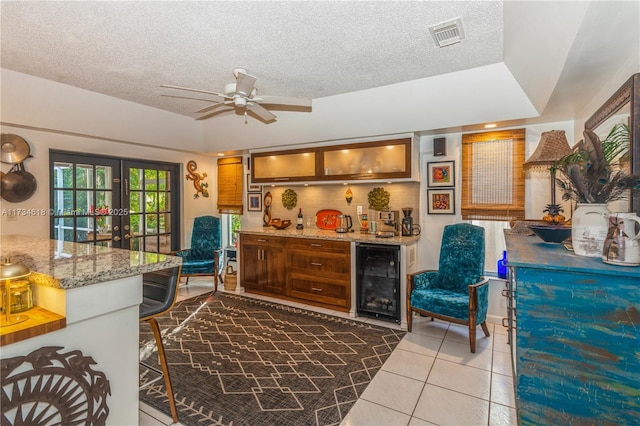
[238,226,420,245]
[0,235,181,425]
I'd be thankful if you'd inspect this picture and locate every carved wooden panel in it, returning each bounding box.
[1,346,110,426]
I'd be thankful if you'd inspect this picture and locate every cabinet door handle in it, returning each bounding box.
[311,287,323,292]
[257,239,267,242]
[274,177,290,181]
[310,243,322,247]
[310,262,323,266]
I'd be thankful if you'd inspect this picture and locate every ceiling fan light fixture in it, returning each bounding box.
[162,67,310,124]
[429,17,465,48]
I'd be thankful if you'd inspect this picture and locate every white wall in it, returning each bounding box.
[417,121,575,271]
[0,84,218,248]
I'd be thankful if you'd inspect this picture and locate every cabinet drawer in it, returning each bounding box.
[288,251,350,275]
[287,238,350,254]
[240,234,286,247]
[288,273,350,308]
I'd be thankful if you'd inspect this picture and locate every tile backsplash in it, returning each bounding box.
[247,182,420,229]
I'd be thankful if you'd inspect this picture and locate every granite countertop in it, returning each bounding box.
[238,227,420,245]
[0,235,182,289]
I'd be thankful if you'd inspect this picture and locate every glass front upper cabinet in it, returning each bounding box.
[250,138,412,183]
[322,139,410,180]
[251,150,317,182]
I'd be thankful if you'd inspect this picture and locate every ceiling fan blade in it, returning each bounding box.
[195,102,232,114]
[235,72,257,96]
[162,94,224,103]
[257,96,312,108]
[247,102,277,123]
[161,84,229,101]
[195,104,235,120]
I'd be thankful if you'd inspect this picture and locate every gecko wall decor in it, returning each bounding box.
[186,160,209,199]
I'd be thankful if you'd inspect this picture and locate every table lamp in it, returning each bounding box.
[1,258,31,327]
[523,130,573,223]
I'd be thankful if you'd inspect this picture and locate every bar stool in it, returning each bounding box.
[139,265,181,423]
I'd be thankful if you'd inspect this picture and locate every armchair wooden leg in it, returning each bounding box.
[481,322,490,337]
[469,314,477,353]
[146,317,179,423]
[407,309,413,332]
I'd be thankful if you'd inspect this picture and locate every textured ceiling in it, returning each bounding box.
[1,1,638,154]
[0,1,503,117]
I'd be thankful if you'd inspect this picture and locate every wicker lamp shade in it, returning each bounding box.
[523,130,572,171]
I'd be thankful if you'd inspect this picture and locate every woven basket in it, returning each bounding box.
[223,265,237,291]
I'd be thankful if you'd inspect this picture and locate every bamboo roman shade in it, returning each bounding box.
[217,157,243,214]
[461,129,525,221]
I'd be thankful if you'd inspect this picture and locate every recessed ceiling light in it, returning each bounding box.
[217,153,225,156]
[485,124,497,128]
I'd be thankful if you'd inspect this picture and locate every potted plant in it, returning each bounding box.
[553,125,640,257]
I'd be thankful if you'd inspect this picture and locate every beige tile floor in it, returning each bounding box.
[140,278,516,426]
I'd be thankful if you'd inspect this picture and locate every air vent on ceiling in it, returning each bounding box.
[429,18,465,48]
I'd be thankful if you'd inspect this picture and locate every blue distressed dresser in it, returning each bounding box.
[505,234,640,425]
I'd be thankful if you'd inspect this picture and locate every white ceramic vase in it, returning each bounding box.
[572,203,610,257]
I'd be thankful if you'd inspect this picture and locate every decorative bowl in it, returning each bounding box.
[270,219,292,230]
[528,225,572,243]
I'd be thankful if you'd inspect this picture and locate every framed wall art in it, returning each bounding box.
[247,174,262,192]
[247,193,262,211]
[427,189,455,214]
[427,161,455,187]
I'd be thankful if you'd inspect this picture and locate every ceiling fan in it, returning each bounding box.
[161,69,312,123]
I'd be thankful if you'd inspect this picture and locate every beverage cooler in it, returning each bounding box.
[355,243,400,323]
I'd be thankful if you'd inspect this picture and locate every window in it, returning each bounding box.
[221,213,241,248]
[461,129,525,275]
[461,129,525,221]
[469,220,509,275]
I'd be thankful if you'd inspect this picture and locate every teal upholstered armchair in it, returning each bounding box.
[407,223,490,353]
[174,215,222,291]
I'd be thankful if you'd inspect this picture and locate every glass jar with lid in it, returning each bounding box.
[1,279,33,313]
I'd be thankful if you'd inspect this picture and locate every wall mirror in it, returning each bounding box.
[585,73,639,214]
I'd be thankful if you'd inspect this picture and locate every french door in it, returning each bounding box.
[50,151,180,253]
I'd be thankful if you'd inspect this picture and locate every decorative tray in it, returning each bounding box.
[270,219,292,230]
[315,209,342,230]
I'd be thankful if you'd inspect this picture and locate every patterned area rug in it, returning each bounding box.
[139,292,405,426]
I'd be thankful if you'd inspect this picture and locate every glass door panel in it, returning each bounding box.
[50,153,121,248]
[50,151,180,252]
[122,160,180,253]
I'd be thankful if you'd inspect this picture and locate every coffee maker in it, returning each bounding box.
[377,210,399,235]
[402,207,414,236]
